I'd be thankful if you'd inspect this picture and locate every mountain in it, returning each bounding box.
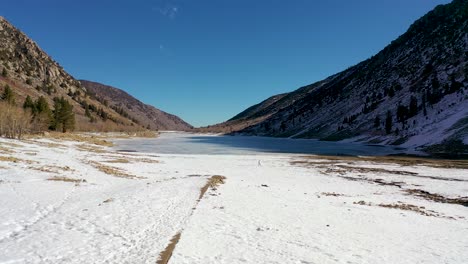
[0,17,187,131]
[80,80,192,131]
[202,0,468,152]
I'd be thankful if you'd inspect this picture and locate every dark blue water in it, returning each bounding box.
[113,132,404,156]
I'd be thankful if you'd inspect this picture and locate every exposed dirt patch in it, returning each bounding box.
[155,175,227,264]
[405,189,468,207]
[103,198,114,203]
[47,176,86,183]
[199,175,227,200]
[321,192,347,197]
[157,232,181,264]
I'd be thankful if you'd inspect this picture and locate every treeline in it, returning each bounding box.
[0,84,75,138]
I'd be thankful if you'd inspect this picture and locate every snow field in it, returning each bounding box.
[0,137,467,263]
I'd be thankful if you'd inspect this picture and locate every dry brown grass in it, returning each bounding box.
[89,161,143,179]
[157,233,181,264]
[104,158,130,163]
[0,102,31,139]
[0,155,35,164]
[133,158,160,163]
[0,146,15,154]
[23,140,67,149]
[29,132,114,146]
[47,176,85,183]
[122,130,159,138]
[404,189,468,206]
[377,202,439,217]
[295,155,468,170]
[29,165,74,174]
[0,156,20,163]
[77,144,107,153]
[199,175,226,200]
[103,157,159,164]
[0,141,21,148]
[353,200,446,218]
[304,162,467,184]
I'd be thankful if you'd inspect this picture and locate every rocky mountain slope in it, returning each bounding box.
[80,80,192,131]
[0,16,189,132]
[204,0,468,152]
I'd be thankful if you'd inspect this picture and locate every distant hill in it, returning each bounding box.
[200,0,468,152]
[0,16,189,132]
[80,80,192,131]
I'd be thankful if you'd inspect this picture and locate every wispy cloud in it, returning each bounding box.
[153,0,179,19]
[158,44,173,56]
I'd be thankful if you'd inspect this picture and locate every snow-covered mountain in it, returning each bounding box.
[203,0,468,154]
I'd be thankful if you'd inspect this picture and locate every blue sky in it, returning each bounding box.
[1,0,451,127]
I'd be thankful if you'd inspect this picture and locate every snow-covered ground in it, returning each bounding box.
[0,135,467,263]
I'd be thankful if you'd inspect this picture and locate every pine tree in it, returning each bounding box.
[409,96,418,117]
[36,96,51,114]
[2,84,15,105]
[397,104,408,123]
[385,111,393,134]
[85,106,91,118]
[422,93,427,116]
[34,96,53,128]
[374,116,381,128]
[23,95,36,114]
[52,97,75,133]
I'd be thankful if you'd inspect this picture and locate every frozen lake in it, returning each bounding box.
[114,132,404,156]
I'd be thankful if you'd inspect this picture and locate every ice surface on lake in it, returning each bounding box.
[114,132,404,156]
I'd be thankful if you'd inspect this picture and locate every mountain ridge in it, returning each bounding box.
[0,16,189,132]
[80,80,192,131]
[200,0,468,153]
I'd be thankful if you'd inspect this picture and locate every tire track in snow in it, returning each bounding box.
[0,184,78,243]
[156,175,227,264]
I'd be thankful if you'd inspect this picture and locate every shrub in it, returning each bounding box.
[0,102,31,139]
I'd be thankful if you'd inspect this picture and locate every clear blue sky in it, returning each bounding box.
[1,0,451,127]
